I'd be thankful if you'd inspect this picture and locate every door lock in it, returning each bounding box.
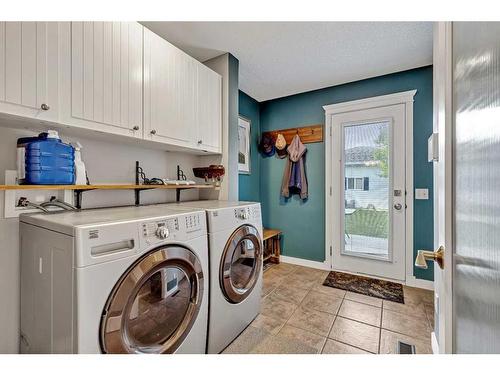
[393,203,403,210]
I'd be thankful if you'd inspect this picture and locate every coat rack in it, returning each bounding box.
[261,124,323,145]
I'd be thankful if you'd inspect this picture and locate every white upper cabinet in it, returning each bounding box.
[0,22,222,154]
[144,27,222,153]
[143,28,197,148]
[196,63,222,153]
[0,22,59,121]
[59,22,143,138]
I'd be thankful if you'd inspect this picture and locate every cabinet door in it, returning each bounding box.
[197,64,222,153]
[60,22,143,138]
[0,22,58,121]
[143,28,196,148]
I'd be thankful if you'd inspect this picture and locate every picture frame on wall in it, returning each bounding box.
[238,116,251,174]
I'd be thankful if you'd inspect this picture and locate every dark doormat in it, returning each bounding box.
[323,271,404,304]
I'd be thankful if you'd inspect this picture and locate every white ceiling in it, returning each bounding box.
[141,22,433,102]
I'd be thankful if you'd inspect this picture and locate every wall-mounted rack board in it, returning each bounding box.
[0,184,216,209]
[261,124,323,145]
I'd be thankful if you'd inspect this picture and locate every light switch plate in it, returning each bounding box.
[415,188,429,200]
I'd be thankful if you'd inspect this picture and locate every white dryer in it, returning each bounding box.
[169,201,263,354]
[19,205,209,354]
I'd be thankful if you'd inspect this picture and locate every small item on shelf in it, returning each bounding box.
[71,142,87,185]
[161,179,196,185]
[21,130,75,185]
[193,165,225,185]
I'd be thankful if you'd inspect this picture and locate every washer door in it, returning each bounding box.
[100,245,204,354]
[220,225,262,304]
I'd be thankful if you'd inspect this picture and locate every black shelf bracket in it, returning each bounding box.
[75,162,191,209]
[74,188,95,209]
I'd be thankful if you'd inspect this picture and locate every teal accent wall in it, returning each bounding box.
[238,91,261,202]
[258,66,434,281]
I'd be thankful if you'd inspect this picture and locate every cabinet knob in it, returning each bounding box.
[198,140,202,144]
[132,126,140,131]
[150,129,157,135]
[40,103,50,111]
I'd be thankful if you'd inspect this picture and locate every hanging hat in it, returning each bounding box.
[276,144,288,159]
[259,133,275,156]
[275,133,287,150]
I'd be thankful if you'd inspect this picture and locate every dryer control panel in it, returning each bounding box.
[234,205,261,221]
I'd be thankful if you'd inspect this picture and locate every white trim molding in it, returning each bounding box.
[323,90,417,115]
[406,276,434,291]
[280,255,330,270]
[323,90,424,286]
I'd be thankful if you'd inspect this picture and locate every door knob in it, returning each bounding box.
[393,203,402,210]
[415,246,444,269]
[150,129,157,135]
[197,140,202,144]
[40,103,50,111]
[132,125,139,131]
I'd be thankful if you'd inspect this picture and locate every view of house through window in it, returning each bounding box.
[343,120,390,258]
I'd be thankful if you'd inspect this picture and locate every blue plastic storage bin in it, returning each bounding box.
[24,133,75,185]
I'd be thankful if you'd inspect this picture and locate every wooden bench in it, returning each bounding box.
[263,228,282,265]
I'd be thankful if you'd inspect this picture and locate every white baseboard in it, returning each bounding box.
[280,255,330,270]
[405,276,434,291]
[431,331,439,354]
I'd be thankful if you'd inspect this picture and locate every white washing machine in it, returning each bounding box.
[19,205,209,354]
[169,200,263,354]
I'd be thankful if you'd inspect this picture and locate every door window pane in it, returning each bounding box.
[343,121,390,258]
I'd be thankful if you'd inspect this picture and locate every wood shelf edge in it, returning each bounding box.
[0,184,217,191]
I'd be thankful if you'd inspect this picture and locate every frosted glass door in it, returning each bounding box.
[452,22,500,354]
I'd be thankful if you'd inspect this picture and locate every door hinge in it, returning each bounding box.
[329,186,332,196]
[330,126,332,137]
[329,246,333,256]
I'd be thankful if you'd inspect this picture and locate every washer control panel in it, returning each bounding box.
[142,218,179,240]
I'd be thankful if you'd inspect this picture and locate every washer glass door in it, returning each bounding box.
[220,225,262,304]
[100,245,204,354]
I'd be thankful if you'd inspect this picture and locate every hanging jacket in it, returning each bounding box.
[281,134,308,199]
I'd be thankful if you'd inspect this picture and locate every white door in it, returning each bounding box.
[143,28,196,148]
[59,22,143,138]
[329,103,407,281]
[196,64,222,153]
[0,22,58,122]
[431,22,453,354]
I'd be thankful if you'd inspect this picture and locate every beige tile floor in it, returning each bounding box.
[223,263,434,354]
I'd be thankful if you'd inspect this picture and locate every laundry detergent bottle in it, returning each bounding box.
[71,142,87,185]
[24,130,75,185]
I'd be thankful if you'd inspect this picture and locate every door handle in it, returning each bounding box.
[393,203,403,210]
[415,246,444,269]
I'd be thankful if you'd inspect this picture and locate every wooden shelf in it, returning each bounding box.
[0,184,216,191]
[261,124,323,145]
[1,183,218,209]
